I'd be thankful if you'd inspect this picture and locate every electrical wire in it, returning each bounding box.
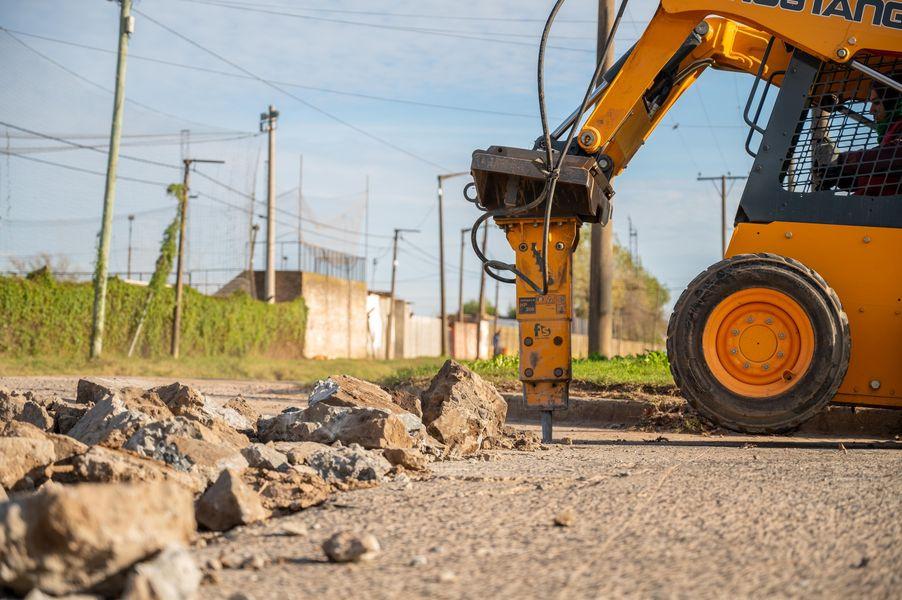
[3,28,539,120]
[133,8,452,171]
[469,0,630,295]
[1,28,244,134]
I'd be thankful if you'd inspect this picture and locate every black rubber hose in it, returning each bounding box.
[470,0,630,294]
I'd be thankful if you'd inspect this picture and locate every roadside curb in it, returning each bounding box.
[502,393,902,437]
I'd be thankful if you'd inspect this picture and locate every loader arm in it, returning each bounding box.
[579,14,793,176]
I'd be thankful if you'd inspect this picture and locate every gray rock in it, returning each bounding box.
[0,481,195,596]
[47,399,89,434]
[125,417,247,483]
[0,437,56,490]
[322,531,380,562]
[256,405,346,443]
[240,443,289,472]
[58,446,204,494]
[67,395,154,447]
[76,377,120,404]
[121,544,201,600]
[305,443,391,483]
[19,401,54,432]
[421,360,507,455]
[196,469,268,531]
[314,407,413,449]
[308,375,406,415]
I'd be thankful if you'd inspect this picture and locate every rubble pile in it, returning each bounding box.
[0,360,520,597]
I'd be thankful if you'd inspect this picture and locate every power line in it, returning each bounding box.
[1,28,243,133]
[178,0,598,52]
[133,9,454,171]
[4,28,539,120]
[0,151,171,187]
[172,0,620,23]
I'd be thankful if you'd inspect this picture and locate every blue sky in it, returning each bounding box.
[0,0,758,314]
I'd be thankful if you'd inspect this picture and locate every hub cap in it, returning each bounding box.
[702,288,814,398]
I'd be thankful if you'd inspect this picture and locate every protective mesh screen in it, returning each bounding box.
[780,54,901,197]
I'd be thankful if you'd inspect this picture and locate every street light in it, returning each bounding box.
[437,171,469,356]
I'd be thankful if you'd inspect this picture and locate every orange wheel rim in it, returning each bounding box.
[702,288,814,398]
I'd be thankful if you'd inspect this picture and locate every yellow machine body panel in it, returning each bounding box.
[728,222,902,408]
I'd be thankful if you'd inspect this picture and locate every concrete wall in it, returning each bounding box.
[403,315,442,358]
[301,272,368,359]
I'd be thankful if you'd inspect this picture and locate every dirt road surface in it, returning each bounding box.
[3,376,900,598]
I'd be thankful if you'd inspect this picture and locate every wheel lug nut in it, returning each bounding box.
[731,329,739,336]
[765,317,773,325]
[778,332,786,339]
[743,362,750,369]
[730,348,738,355]
[762,363,770,371]
[746,316,754,323]
[776,351,784,358]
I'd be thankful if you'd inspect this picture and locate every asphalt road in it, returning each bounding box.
[196,427,902,599]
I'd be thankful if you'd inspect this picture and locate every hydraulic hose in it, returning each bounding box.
[470,0,631,294]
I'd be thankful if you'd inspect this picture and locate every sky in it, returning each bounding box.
[0,0,759,316]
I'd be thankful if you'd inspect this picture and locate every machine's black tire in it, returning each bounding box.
[666,253,850,434]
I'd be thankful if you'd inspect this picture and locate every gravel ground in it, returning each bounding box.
[3,376,900,599]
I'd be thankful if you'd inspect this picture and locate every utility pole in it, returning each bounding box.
[475,225,489,359]
[697,174,747,257]
[588,0,616,359]
[248,223,259,298]
[456,227,471,358]
[436,172,468,356]
[260,105,279,303]
[298,154,304,270]
[126,214,134,279]
[90,0,133,359]
[171,158,224,359]
[386,228,419,359]
[364,175,370,284]
[492,278,500,355]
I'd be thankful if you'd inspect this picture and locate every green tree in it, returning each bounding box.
[461,299,496,317]
[571,224,670,342]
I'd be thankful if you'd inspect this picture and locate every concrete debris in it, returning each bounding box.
[243,468,330,513]
[240,443,290,472]
[421,360,507,455]
[46,399,89,435]
[0,481,195,597]
[554,508,576,527]
[308,375,405,415]
[0,486,6,502]
[56,446,204,494]
[273,441,331,466]
[196,469,268,531]
[3,420,88,463]
[125,417,248,483]
[224,396,259,431]
[0,437,56,490]
[322,531,381,563]
[67,394,154,447]
[318,408,414,449]
[259,403,416,449]
[391,389,423,418]
[382,448,428,471]
[150,383,250,448]
[305,443,392,484]
[121,544,201,600]
[0,389,54,431]
[75,377,119,404]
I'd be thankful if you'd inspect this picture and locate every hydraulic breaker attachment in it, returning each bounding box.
[471,146,612,442]
[471,146,613,224]
[497,217,580,442]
